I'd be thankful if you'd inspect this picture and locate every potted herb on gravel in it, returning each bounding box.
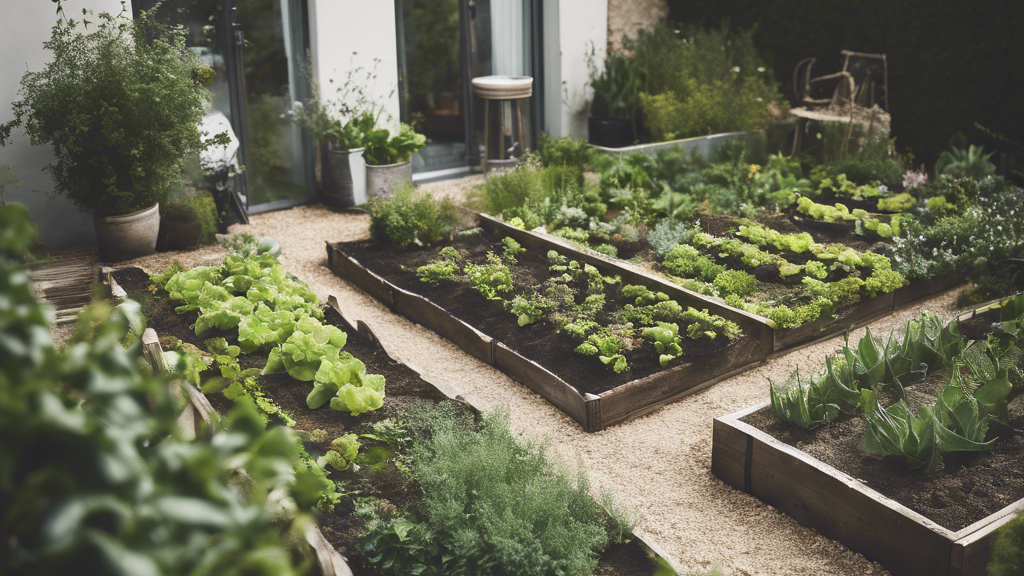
[362,123,427,199]
[291,61,390,208]
[0,8,226,261]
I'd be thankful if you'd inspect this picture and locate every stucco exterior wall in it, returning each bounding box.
[607,0,668,52]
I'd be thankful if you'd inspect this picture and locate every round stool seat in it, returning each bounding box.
[472,75,533,100]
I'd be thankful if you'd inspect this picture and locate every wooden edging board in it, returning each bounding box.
[101,268,354,576]
[327,217,772,432]
[710,301,1023,576]
[102,269,680,574]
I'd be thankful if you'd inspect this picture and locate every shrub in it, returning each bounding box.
[1,9,226,217]
[662,245,724,282]
[367,183,458,249]
[647,218,697,257]
[536,133,591,173]
[359,409,633,576]
[988,513,1024,576]
[158,190,219,249]
[713,270,758,296]
[629,23,787,141]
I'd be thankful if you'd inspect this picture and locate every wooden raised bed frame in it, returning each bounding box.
[102,269,686,576]
[327,215,775,432]
[711,302,1024,576]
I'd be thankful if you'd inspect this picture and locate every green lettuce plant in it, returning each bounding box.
[363,123,427,165]
[317,434,361,471]
[643,322,683,365]
[464,253,513,300]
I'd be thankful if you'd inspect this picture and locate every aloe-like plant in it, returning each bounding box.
[935,143,996,180]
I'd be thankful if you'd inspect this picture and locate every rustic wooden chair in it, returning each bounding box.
[793,50,888,111]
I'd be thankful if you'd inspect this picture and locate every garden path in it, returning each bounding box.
[120,178,961,576]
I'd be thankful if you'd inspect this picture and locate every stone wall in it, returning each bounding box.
[607,0,668,53]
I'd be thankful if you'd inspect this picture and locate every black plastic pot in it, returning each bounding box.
[588,116,634,148]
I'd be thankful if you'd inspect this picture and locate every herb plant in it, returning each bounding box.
[1,8,228,216]
[367,183,459,249]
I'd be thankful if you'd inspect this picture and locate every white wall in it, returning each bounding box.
[543,0,608,139]
[0,1,123,249]
[308,0,402,132]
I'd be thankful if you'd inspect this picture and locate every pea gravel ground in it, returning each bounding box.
[116,177,967,576]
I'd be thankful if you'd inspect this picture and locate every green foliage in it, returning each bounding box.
[1,8,227,216]
[417,247,462,285]
[737,223,815,253]
[160,190,220,245]
[317,434,361,471]
[662,245,725,282]
[770,314,966,430]
[887,180,1024,300]
[647,219,698,258]
[363,123,427,165]
[796,196,897,237]
[358,409,633,576]
[501,236,525,264]
[506,292,547,326]
[682,307,741,340]
[367,183,459,249]
[536,133,592,173]
[876,192,916,213]
[464,253,513,300]
[576,333,628,373]
[988,513,1024,576]
[713,270,757,296]
[0,205,326,574]
[643,322,684,365]
[629,23,787,140]
[936,142,997,180]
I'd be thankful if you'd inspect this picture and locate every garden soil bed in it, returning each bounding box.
[651,211,962,351]
[711,308,1024,576]
[112,268,666,576]
[329,218,772,432]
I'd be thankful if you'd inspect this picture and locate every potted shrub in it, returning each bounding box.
[362,123,426,199]
[0,8,225,261]
[586,49,641,148]
[292,62,390,208]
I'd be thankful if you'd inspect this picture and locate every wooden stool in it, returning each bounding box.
[471,75,533,173]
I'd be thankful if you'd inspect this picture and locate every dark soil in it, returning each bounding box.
[112,268,659,576]
[336,229,737,395]
[742,367,1024,531]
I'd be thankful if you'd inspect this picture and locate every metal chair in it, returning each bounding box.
[793,50,888,111]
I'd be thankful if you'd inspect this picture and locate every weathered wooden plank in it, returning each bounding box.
[304,523,354,576]
[391,287,495,365]
[774,291,896,351]
[142,328,168,374]
[748,432,955,576]
[951,499,1024,576]
[492,342,589,428]
[326,243,394,309]
[598,337,765,427]
[893,273,965,308]
[711,416,751,490]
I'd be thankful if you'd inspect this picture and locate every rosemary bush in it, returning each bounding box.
[1,8,225,217]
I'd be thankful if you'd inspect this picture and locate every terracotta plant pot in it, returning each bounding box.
[365,161,413,200]
[321,146,366,208]
[93,203,160,262]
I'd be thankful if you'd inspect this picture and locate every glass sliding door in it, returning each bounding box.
[235,0,313,209]
[132,0,313,213]
[396,0,475,173]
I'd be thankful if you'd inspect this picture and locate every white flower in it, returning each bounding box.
[756,97,763,102]
[292,101,304,110]
[731,66,741,73]
[757,66,765,73]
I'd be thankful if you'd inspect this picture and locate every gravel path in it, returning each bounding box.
[119,182,966,576]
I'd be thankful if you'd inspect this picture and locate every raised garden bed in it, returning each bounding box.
[329,214,773,432]
[538,210,962,353]
[105,267,677,576]
[710,301,1024,576]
